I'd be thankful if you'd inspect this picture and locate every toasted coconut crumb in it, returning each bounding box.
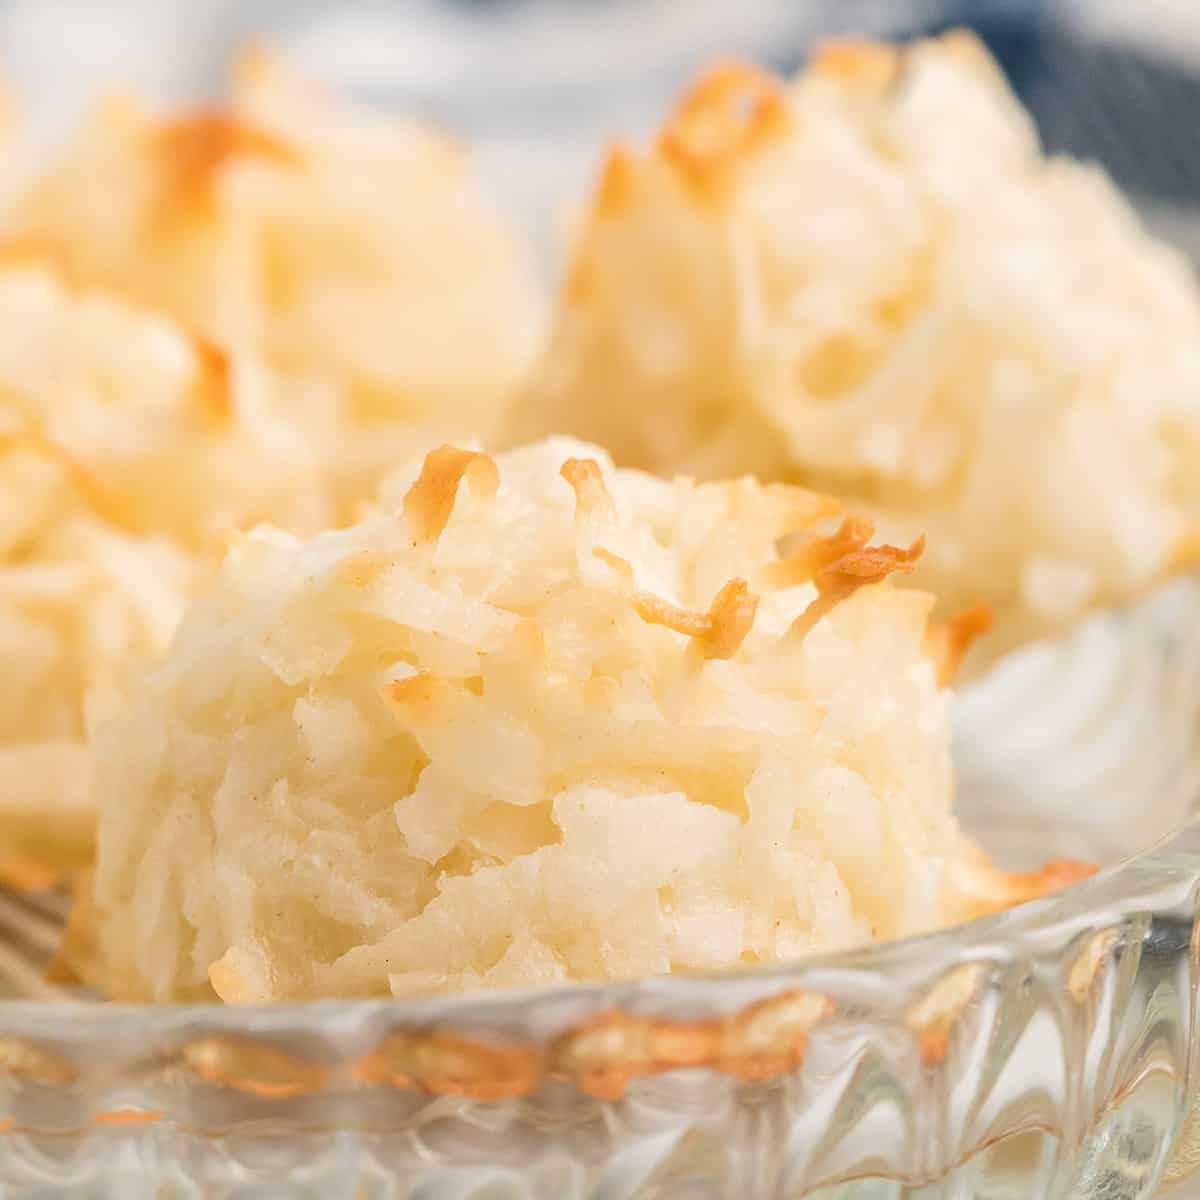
[810,38,901,90]
[658,61,792,200]
[630,591,712,640]
[550,989,833,1099]
[790,535,924,640]
[182,1033,332,1098]
[667,62,791,147]
[592,545,635,583]
[765,515,875,588]
[924,602,994,686]
[148,110,301,232]
[561,457,615,521]
[702,578,759,659]
[594,143,637,219]
[356,1030,543,1099]
[947,838,1097,923]
[0,1039,77,1086]
[403,445,500,543]
[632,576,758,659]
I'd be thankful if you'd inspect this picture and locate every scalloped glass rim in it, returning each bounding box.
[9,811,1198,1036]
[0,814,1195,1198]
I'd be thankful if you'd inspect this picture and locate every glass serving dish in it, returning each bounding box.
[0,581,1195,1198]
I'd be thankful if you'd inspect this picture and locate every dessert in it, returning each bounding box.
[14,48,542,512]
[0,434,191,877]
[0,46,546,874]
[93,438,981,1002]
[0,255,338,875]
[510,31,1200,654]
[0,252,330,548]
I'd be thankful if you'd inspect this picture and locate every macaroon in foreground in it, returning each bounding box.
[509,31,1200,657]
[90,437,1082,1005]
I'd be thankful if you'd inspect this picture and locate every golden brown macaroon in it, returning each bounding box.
[511,32,1200,658]
[14,47,542,514]
[92,437,987,1003]
[0,255,332,549]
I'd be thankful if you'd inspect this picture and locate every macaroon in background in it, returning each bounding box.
[1,1,1200,274]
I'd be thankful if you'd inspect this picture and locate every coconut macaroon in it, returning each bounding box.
[0,252,331,549]
[0,435,192,877]
[13,48,542,509]
[92,436,982,1003]
[510,31,1200,652]
[0,253,332,877]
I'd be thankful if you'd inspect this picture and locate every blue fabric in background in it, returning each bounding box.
[916,8,1200,210]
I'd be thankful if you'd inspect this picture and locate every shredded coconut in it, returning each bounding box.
[15,47,543,513]
[93,437,965,1002]
[510,31,1200,653]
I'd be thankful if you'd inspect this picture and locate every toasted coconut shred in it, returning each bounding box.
[94,437,989,1003]
[13,49,542,513]
[509,30,1200,653]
